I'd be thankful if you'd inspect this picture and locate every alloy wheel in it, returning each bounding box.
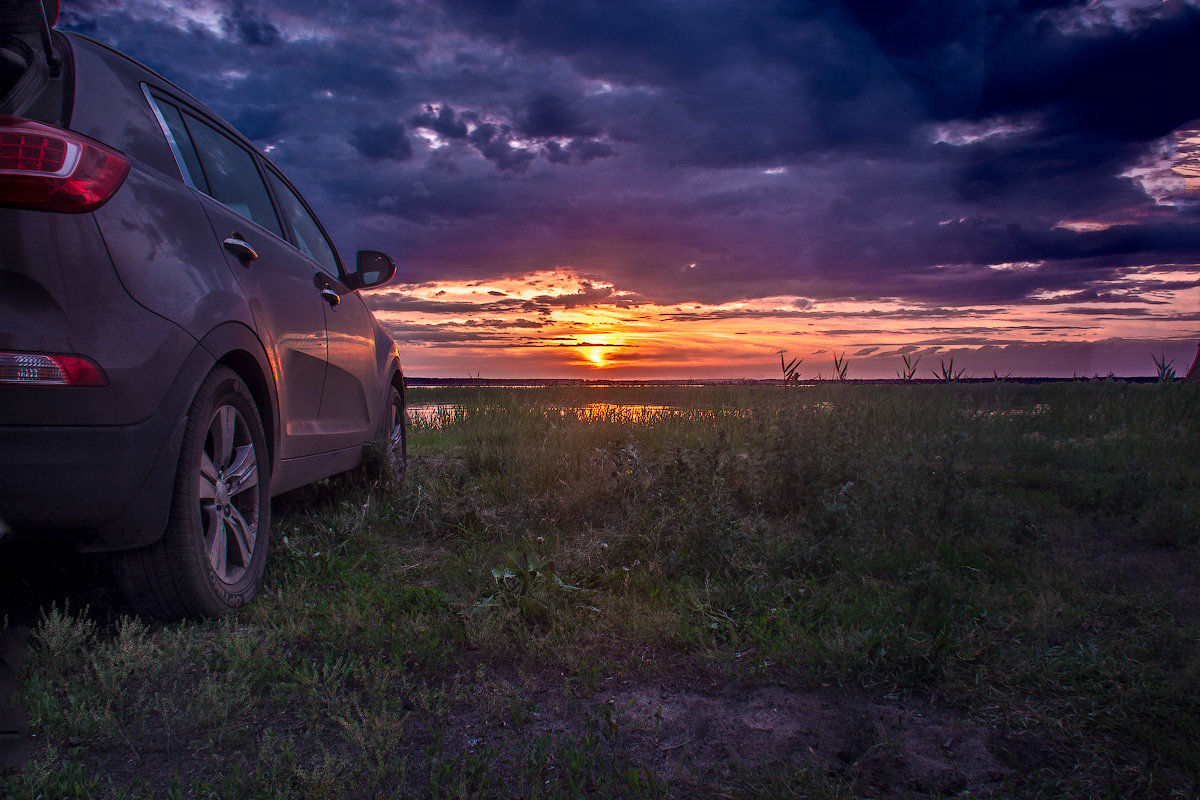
[197,404,260,584]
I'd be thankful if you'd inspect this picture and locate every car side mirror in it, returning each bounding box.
[348,250,396,290]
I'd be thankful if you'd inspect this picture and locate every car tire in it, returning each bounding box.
[381,383,407,482]
[113,366,270,620]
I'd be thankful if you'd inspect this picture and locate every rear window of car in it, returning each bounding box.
[153,100,209,194]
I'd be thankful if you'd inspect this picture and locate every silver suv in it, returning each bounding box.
[0,0,406,619]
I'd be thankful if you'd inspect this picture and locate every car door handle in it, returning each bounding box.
[223,236,259,262]
[320,287,340,307]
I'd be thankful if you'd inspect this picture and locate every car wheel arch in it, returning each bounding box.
[389,365,405,403]
[385,363,405,428]
[217,350,275,465]
[198,323,279,471]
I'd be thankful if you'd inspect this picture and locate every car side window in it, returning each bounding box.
[266,170,341,276]
[146,91,282,238]
[153,100,209,195]
[179,113,283,238]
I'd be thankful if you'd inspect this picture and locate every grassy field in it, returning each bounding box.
[2,382,1199,798]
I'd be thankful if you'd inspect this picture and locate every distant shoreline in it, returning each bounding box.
[405,376,1166,387]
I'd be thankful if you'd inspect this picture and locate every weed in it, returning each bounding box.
[933,357,966,382]
[476,550,596,621]
[2,745,102,799]
[832,352,849,382]
[778,350,803,385]
[361,433,406,492]
[897,353,920,382]
[29,602,96,674]
[1153,352,1177,383]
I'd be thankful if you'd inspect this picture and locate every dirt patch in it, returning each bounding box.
[408,665,1068,798]
[596,680,1058,796]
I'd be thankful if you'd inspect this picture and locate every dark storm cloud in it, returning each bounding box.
[435,1,911,167]
[839,0,988,120]
[1026,289,1168,305]
[1051,306,1154,316]
[224,1,282,47]
[377,321,598,348]
[405,102,615,172]
[464,318,546,328]
[544,138,616,165]
[532,282,643,309]
[351,122,414,161]
[477,138,538,172]
[548,341,636,348]
[376,322,547,345]
[980,3,1200,141]
[231,108,287,141]
[365,294,545,315]
[365,282,645,320]
[661,306,999,322]
[519,93,599,138]
[410,105,470,140]
[60,0,1200,328]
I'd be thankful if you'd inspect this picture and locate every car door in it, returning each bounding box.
[264,167,380,451]
[148,94,333,460]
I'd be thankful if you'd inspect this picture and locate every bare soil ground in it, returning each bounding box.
[462,668,1062,797]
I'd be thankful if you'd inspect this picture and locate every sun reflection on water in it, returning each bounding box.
[407,401,703,428]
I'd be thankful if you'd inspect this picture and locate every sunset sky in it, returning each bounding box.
[63,0,1200,379]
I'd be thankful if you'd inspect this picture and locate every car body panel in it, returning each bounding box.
[318,281,380,450]
[91,166,254,344]
[1,335,213,544]
[65,35,179,179]
[0,207,194,427]
[198,196,332,460]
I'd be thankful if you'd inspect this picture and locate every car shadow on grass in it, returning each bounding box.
[0,540,129,769]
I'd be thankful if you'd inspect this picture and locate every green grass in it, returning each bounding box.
[3,382,1199,798]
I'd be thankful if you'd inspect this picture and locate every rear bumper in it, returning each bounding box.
[0,344,215,552]
[0,413,185,550]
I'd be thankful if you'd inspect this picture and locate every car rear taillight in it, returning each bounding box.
[0,352,108,386]
[0,117,130,213]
